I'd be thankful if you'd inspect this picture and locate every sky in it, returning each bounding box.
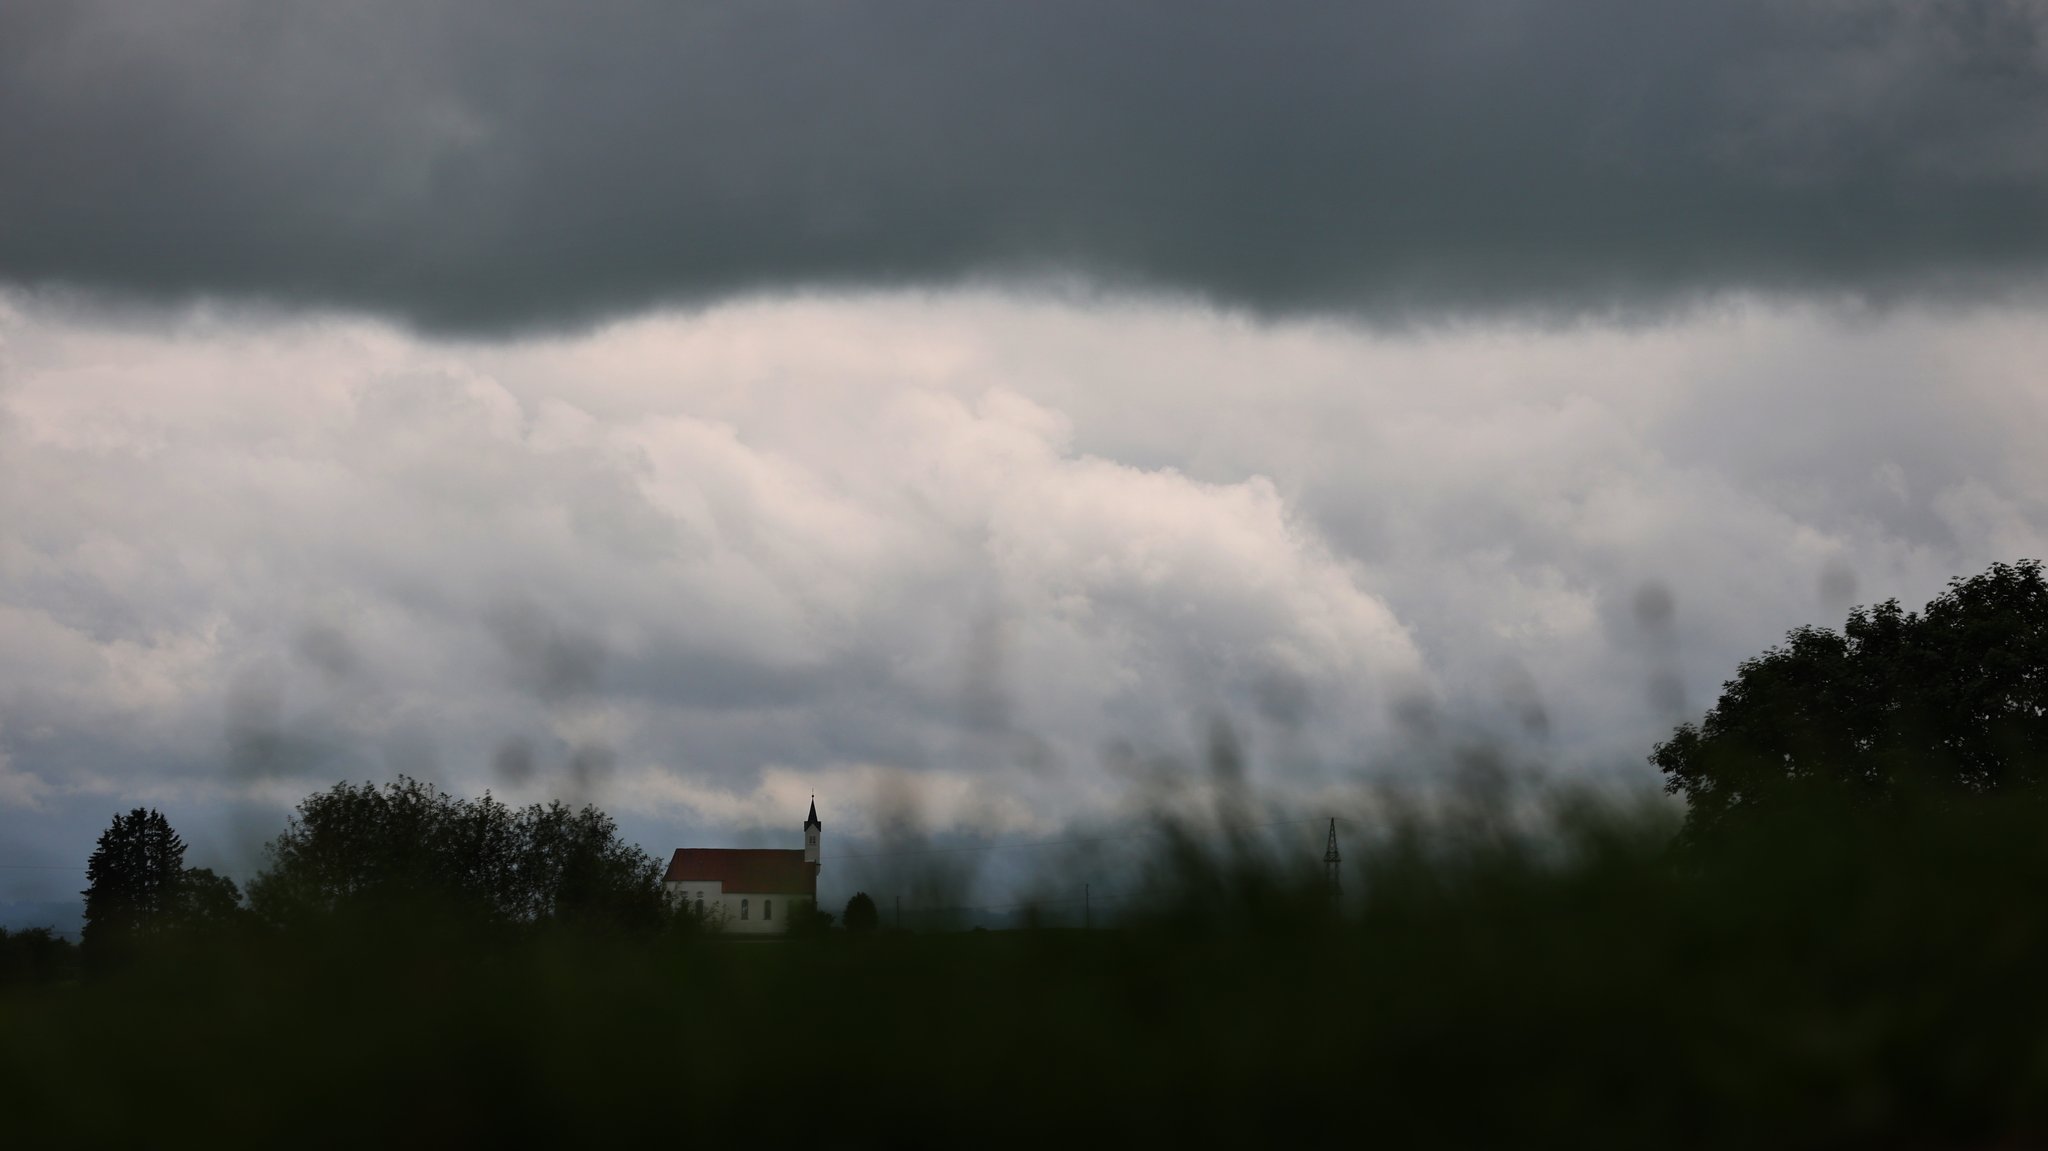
[5,1,2048,925]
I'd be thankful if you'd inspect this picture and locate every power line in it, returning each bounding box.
[878,892,1134,916]
[830,815,1331,862]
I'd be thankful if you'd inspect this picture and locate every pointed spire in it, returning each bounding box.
[805,795,820,828]
[1323,817,1341,895]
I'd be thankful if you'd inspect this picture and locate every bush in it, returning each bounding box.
[842,891,879,934]
[0,927,78,986]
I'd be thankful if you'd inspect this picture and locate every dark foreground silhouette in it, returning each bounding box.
[9,793,2048,1147]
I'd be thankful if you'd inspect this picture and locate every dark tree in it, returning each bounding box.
[1657,559,2048,839]
[843,891,880,934]
[784,900,834,938]
[516,800,664,929]
[174,867,247,931]
[82,807,189,964]
[248,777,662,932]
[0,926,79,986]
[247,777,487,921]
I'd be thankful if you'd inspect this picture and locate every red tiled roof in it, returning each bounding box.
[663,848,817,896]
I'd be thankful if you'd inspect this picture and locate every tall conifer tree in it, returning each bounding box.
[82,807,188,963]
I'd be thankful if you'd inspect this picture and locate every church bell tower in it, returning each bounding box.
[804,797,822,866]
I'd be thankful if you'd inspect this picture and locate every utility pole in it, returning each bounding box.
[1324,817,1342,896]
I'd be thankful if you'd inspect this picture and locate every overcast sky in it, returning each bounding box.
[5,1,2048,923]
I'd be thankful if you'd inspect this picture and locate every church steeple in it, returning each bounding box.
[804,797,821,866]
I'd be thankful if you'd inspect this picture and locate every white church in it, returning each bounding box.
[662,800,823,934]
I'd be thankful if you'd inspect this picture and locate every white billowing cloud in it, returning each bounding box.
[3,290,2048,873]
[0,293,1431,843]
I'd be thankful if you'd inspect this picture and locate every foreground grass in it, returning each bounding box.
[9,798,2048,1147]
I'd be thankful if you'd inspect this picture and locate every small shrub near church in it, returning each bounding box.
[842,891,879,934]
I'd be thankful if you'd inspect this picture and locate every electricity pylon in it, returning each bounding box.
[1323,817,1341,896]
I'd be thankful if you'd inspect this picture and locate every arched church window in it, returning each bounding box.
[695,897,704,916]
[741,899,749,920]
[764,900,773,921]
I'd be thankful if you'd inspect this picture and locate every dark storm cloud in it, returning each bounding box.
[4,0,2046,331]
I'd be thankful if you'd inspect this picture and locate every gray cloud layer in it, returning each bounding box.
[6,1,2048,330]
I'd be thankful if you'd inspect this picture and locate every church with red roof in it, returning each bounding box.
[662,800,822,934]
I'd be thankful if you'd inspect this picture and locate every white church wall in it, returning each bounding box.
[665,879,722,925]
[713,891,808,934]
[665,880,812,934]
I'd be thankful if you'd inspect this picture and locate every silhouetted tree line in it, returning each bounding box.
[71,778,670,972]
[1657,559,2048,841]
[80,807,247,971]
[246,777,663,932]
[0,926,77,986]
